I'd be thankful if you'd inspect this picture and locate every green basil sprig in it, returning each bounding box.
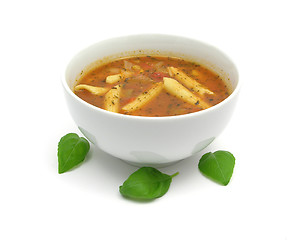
[57,133,90,174]
[198,150,235,186]
[119,167,179,200]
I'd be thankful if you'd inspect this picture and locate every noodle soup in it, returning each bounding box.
[74,55,230,117]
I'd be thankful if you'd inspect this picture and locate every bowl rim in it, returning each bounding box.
[62,33,240,122]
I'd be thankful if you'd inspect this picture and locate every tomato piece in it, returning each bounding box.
[122,97,136,105]
[139,63,152,70]
[151,72,169,81]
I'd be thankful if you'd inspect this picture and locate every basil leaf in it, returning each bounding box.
[57,133,90,174]
[198,150,235,186]
[119,167,179,200]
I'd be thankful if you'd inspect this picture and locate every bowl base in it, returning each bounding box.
[122,159,183,168]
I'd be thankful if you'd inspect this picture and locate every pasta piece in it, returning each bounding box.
[104,85,122,113]
[121,71,134,78]
[107,67,121,74]
[106,71,133,84]
[132,65,144,73]
[132,65,141,70]
[191,69,200,76]
[74,84,108,95]
[106,73,121,84]
[122,82,164,112]
[168,67,214,95]
[163,77,210,109]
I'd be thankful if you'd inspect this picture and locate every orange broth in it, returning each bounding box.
[74,56,230,117]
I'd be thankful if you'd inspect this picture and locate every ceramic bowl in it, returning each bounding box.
[62,34,240,167]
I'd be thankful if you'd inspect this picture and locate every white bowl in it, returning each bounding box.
[62,34,240,167]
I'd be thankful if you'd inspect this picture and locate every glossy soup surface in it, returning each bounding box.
[74,55,230,117]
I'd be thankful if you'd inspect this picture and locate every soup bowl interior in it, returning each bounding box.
[62,34,240,167]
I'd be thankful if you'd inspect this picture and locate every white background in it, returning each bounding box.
[1,0,307,239]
